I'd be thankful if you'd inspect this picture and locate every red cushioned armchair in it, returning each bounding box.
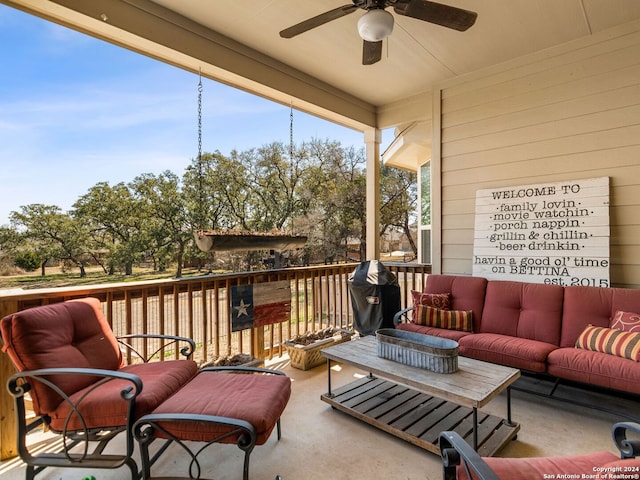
[440,422,640,480]
[0,297,199,480]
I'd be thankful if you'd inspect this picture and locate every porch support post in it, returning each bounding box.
[0,298,18,460]
[364,128,381,260]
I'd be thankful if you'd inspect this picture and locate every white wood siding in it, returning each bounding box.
[436,20,640,287]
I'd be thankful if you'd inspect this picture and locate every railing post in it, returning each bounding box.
[0,297,18,460]
[254,326,265,359]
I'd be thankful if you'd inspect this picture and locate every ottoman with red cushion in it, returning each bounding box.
[133,367,292,480]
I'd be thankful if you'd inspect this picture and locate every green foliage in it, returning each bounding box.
[0,226,21,251]
[10,204,91,277]
[381,163,418,255]
[13,250,41,271]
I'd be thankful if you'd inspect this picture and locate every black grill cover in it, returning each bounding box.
[348,261,401,336]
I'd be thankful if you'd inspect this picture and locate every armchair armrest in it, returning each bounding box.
[117,334,196,362]
[439,431,499,480]
[8,367,144,399]
[8,367,144,462]
[393,306,414,326]
[612,422,640,459]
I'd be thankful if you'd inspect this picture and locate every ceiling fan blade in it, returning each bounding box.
[393,0,477,32]
[362,40,383,65]
[280,4,359,38]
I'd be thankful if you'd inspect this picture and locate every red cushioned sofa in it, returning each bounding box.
[395,275,640,398]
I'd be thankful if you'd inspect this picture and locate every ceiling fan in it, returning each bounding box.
[279,0,477,65]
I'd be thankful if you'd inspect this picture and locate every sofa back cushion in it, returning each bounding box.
[561,286,640,348]
[423,275,488,331]
[480,280,564,345]
[0,297,123,414]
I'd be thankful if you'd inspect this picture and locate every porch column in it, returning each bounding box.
[0,298,18,460]
[364,128,381,260]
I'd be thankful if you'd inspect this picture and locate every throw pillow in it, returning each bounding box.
[575,325,640,361]
[410,291,451,323]
[610,310,640,333]
[414,305,473,332]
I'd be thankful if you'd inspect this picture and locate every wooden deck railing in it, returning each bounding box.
[0,261,430,459]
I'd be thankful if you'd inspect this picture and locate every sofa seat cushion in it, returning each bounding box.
[396,322,472,342]
[148,370,292,445]
[48,359,198,432]
[459,333,557,372]
[456,450,619,480]
[547,347,640,394]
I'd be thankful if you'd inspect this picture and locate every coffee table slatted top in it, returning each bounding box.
[321,336,520,409]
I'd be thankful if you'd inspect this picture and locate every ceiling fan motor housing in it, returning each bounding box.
[357,9,395,42]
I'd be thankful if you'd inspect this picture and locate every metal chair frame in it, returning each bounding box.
[5,333,195,480]
[133,366,287,480]
[440,421,640,480]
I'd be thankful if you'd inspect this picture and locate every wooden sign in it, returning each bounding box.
[472,177,610,287]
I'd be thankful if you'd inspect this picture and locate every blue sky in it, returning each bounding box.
[0,5,378,226]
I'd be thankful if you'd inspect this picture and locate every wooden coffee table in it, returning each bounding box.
[320,336,520,456]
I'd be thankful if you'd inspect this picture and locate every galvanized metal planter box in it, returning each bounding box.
[376,328,459,373]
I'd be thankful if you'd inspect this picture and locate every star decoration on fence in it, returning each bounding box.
[234,299,251,317]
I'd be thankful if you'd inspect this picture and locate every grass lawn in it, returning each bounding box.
[0,266,213,290]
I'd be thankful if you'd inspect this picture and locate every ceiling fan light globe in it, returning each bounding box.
[357,9,394,42]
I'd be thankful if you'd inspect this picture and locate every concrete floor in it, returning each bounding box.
[0,356,627,480]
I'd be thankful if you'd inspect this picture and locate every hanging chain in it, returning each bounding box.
[289,103,295,235]
[289,102,294,160]
[197,71,203,166]
[196,69,205,231]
